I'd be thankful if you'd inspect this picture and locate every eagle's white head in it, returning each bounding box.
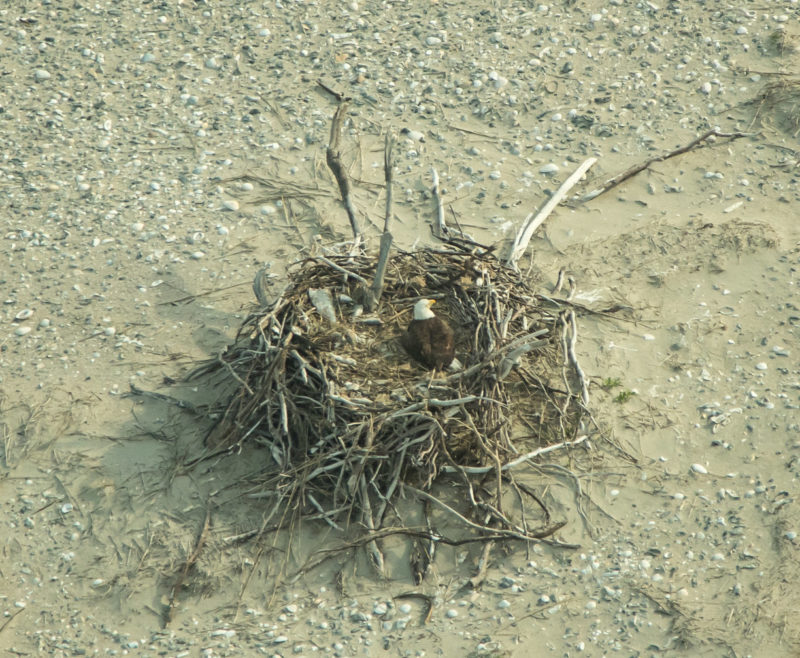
[413,298,436,320]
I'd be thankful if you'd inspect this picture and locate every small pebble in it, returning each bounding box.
[690,463,708,474]
[497,599,510,609]
[755,362,767,370]
[445,609,458,619]
[34,68,51,81]
[539,163,559,175]
[222,199,240,211]
[400,128,425,142]
[15,326,32,336]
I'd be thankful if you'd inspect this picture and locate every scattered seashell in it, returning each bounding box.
[14,309,33,321]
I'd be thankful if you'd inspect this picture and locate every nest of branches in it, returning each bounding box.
[191,241,589,578]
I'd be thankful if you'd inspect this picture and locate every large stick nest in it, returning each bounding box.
[192,243,588,570]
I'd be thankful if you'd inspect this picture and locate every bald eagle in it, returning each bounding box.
[401,299,455,370]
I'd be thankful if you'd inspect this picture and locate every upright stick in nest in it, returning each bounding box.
[326,102,362,246]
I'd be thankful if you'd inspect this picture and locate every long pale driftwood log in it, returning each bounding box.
[505,157,597,269]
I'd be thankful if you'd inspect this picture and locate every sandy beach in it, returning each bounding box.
[2,0,800,655]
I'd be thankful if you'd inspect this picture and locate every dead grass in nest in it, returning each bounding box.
[189,243,590,580]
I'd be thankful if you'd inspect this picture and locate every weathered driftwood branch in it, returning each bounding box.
[561,309,589,406]
[578,129,754,203]
[382,133,394,236]
[505,157,597,269]
[326,102,362,245]
[316,78,348,102]
[442,434,589,475]
[567,310,589,405]
[313,255,368,285]
[408,485,567,542]
[365,134,394,312]
[431,167,447,238]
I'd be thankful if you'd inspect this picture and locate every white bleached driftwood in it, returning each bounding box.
[505,157,597,268]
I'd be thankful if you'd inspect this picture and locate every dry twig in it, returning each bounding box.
[578,129,753,202]
[163,508,212,626]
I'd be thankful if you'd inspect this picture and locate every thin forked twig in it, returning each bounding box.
[578,129,754,202]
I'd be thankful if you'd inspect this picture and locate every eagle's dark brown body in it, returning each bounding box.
[402,316,455,370]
